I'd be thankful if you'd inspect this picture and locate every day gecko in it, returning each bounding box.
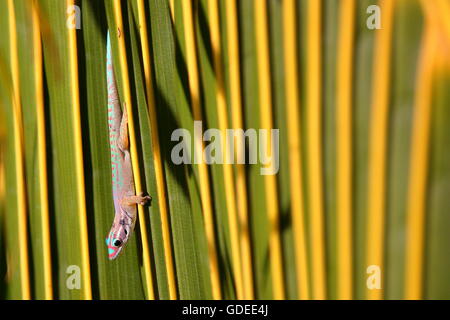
[105,31,151,260]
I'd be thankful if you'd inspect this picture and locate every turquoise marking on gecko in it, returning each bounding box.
[105,31,151,260]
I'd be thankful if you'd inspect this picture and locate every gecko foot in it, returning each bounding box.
[137,192,152,206]
[122,193,152,207]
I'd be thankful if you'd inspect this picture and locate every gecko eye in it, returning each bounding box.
[113,239,122,247]
[124,229,128,235]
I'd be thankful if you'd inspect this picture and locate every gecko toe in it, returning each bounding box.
[139,195,152,206]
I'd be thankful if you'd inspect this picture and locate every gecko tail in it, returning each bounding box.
[106,30,119,106]
[106,30,113,82]
[107,30,112,66]
[107,30,122,135]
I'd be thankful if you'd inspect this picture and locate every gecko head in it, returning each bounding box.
[106,214,132,260]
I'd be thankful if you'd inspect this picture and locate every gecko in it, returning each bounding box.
[105,31,151,260]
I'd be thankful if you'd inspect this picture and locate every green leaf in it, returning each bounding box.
[239,0,272,299]
[145,0,211,299]
[0,0,22,299]
[385,0,423,300]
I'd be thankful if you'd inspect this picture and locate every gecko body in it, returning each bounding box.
[106,31,151,260]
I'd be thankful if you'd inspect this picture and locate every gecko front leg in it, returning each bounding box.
[122,192,152,207]
[117,102,152,208]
